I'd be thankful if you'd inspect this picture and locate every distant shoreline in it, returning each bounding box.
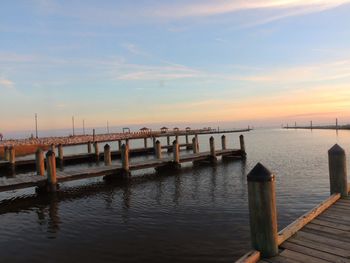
[284,125,350,130]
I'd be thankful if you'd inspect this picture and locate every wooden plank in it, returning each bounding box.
[303,223,350,241]
[278,249,330,263]
[317,214,350,226]
[286,235,350,259]
[282,241,350,262]
[296,230,350,250]
[235,250,261,263]
[277,193,340,245]
[311,218,350,231]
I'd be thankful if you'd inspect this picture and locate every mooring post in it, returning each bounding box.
[192,137,197,154]
[144,137,148,148]
[87,141,92,153]
[186,134,189,144]
[57,144,63,162]
[221,135,227,150]
[118,140,122,150]
[156,140,162,159]
[239,135,246,156]
[4,146,9,161]
[328,144,348,197]
[247,163,278,258]
[175,135,179,143]
[153,137,156,149]
[125,139,130,150]
[173,140,180,165]
[209,136,217,163]
[50,144,56,153]
[195,134,199,152]
[167,135,170,146]
[35,148,45,176]
[104,144,111,166]
[8,145,15,165]
[93,129,96,142]
[46,150,57,192]
[93,141,99,161]
[121,144,130,176]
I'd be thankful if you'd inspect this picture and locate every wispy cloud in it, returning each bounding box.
[0,77,15,89]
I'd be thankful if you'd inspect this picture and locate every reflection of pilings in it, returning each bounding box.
[121,184,132,224]
[210,166,218,203]
[47,194,60,237]
[173,174,181,206]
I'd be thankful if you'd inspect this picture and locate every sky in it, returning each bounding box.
[1,0,350,133]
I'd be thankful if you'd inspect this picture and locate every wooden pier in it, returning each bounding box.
[0,136,246,193]
[236,144,350,263]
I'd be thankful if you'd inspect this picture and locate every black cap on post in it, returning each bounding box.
[247,163,275,182]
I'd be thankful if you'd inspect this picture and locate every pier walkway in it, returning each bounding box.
[237,144,350,263]
[0,149,242,193]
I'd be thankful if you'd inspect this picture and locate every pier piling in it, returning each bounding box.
[156,140,162,159]
[121,144,130,177]
[87,141,92,153]
[173,140,180,168]
[46,150,57,192]
[118,140,122,150]
[192,137,197,154]
[239,135,246,157]
[209,137,217,163]
[35,148,45,176]
[93,141,99,161]
[144,138,148,148]
[328,144,348,197]
[4,146,9,161]
[221,135,227,150]
[57,144,63,162]
[167,136,170,146]
[247,163,278,258]
[104,144,111,166]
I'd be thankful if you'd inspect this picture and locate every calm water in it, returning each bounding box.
[1,128,349,262]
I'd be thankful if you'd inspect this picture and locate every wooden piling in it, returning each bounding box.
[195,134,199,152]
[104,144,111,166]
[35,148,45,176]
[167,136,170,146]
[247,163,278,258]
[93,129,96,142]
[125,139,130,149]
[156,140,162,159]
[173,140,180,165]
[328,144,348,197]
[87,141,92,153]
[153,137,156,149]
[144,137,148,148]
[209,136,217,163]
[221,135,227,150]
[4,146,9,161]
[192,137,197,154]
[50,144,55,153]
[239,135,246,156]
[46,150,57,192]
[8,146,15,165]
[121,144,130,176]
[118,140,122,150]
[57,144,63,162]
[93,141,99,161]
[186,134,189,144]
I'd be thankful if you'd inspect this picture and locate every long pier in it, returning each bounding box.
[0,135,246,193]
[236,144,350,263]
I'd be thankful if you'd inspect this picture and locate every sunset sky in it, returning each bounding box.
[1,0,350,132]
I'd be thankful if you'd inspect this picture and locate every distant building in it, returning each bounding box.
[160,127,169,133]
[140,127,150,133]
[173,127,180,132]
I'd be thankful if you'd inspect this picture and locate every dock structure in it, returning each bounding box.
[236,144,350,263]
[0,136,246,193]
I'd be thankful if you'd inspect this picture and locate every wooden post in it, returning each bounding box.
[221,135,226,150]
[175,135,179,143]
[118,140,122,150]
[240,135,246,154]
[50,143,56,153]
[186,134,189,144]
[57,144,63,162]
[173,140,180,164]
[87,141,92,153]
[35,148,45,176]
[125,139,130,149]
[247,163,278,258]
[121,144,130,174]
[93,141,99,161]
[46,150,57,192]
[209,136,215,157]
[336,118,338,130]
[167,135,170,146]
[328,144,348,197]
[144,137,148,148]
[153,137,156,149]
[93,129,96,142]
[104,144,111,166]
[8,146,15,165]
[4,146,9,161]
[192,137,197,154]
[195,134,199,152]
[156,140,162,159]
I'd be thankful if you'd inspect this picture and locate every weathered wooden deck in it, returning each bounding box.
[257,195,350,263]
[0,149,242,193]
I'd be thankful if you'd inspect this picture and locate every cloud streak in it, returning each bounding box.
[0,77,15,89]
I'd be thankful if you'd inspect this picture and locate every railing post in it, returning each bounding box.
[35,148,45,176]
[87,141,92,153]
[46,150,57,192]
[104,144,111,166]
[144,137,148,148]
[156,140,162,159]
[247,163,278,258]
[93,141,99,161]
[328,144,348,197]
[221,135,227,150]
[173,140,180,164]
